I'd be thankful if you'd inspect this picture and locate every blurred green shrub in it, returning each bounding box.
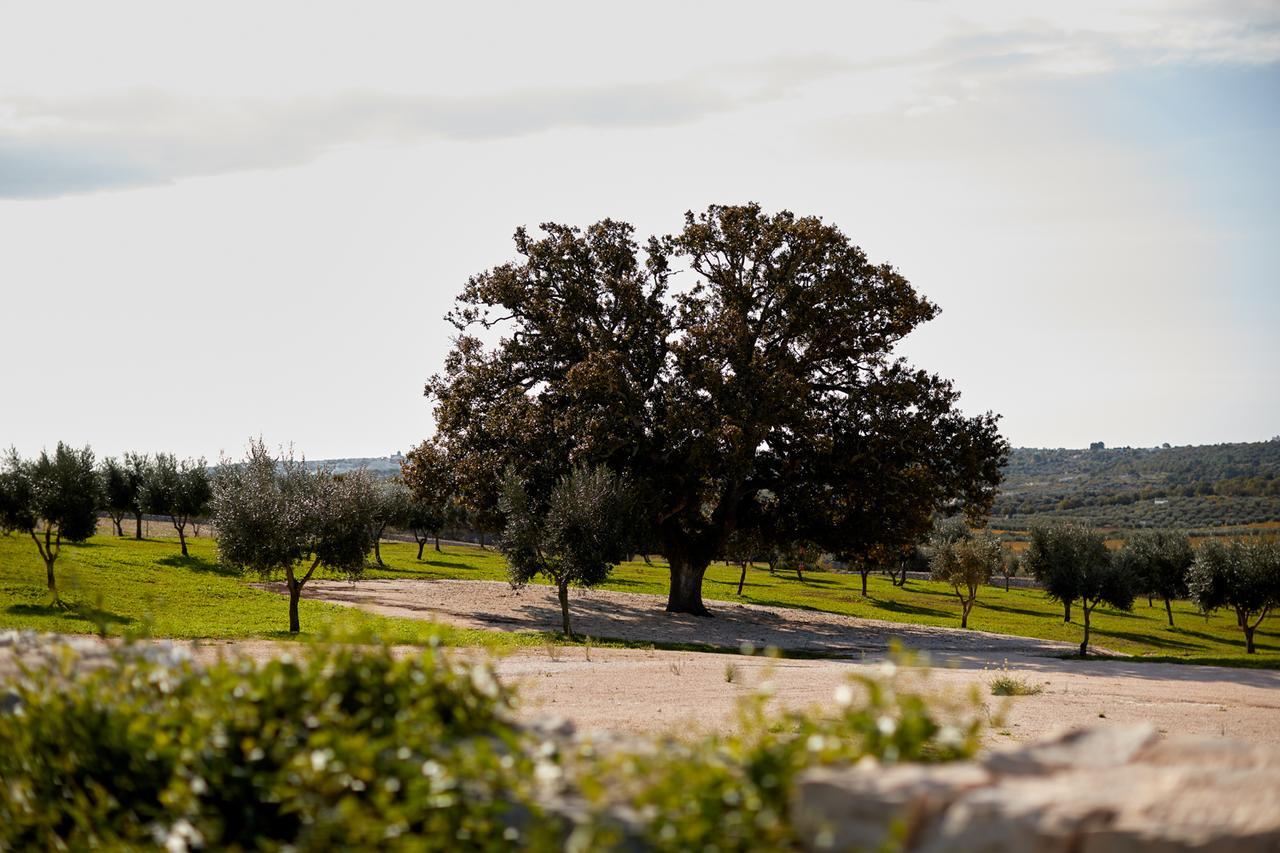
[0,643,979,851]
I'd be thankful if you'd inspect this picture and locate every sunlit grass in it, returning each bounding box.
[0,533,1275,666]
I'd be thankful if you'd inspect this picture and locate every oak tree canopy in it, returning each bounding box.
[419,203,1008,615]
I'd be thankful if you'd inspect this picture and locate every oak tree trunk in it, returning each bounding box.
[666,554,711,616]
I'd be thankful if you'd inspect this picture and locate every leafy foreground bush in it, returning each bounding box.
[0,643,980,851]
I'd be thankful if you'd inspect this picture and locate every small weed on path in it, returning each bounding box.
[988,662,1045,696]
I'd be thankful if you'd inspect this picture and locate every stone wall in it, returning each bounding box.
[792,724,1280,851]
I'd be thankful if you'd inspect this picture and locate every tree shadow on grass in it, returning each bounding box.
[411,558,480,572]
[978,601,1057,619]
[866,597,952,619]
[158,554,239,577]
[1090,627,1207,652]
[7,601,135,627]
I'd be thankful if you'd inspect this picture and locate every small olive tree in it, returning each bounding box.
[369,480,411,567]
[500,465,635,638]
[927,518,1002,629]
[1188,539,1280,654]
[141,453,211,557]
[123,452,149,539]
[1074,539,1134,657]
[0,444,100,600]
[98,456,136,537]
[999,552,1021,592]
[212,440,378,633]
[405,498,447,559]
[1023,524,1088,622]
[1117,529,1193,627]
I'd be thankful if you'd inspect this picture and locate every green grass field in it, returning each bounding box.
[1,533,1275,667]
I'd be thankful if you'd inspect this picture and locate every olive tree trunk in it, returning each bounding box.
[1164,597,1175,628]
[736,562,747,596]
[557,580,573,637]
[134,511,143,540]
[1079,602,1094,657]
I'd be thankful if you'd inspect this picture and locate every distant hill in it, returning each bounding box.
[305,454,404,477]
[992,440,1280,530]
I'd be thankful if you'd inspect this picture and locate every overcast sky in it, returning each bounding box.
[1,0,1277,461]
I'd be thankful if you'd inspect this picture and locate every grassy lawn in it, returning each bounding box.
[0,534,540,649]
[1,533,1276,667]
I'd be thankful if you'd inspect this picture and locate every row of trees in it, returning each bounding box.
[0,441,456,626]
[918,519,1278,656]
[0,445,211,599]
[1021,525,1278,655]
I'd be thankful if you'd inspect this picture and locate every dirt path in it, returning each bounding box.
[284,578,1083,656]
[265,578,1280,744]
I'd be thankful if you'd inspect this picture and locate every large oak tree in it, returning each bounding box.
[420,204,1007,615]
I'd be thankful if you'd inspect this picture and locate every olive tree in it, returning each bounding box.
[1000,552,1021,592]
[98,456,135,537]
[1023,524,1087,623]
[1188,539,1280,654]
[212,440,377,633]
[400,440,456,555]
[927,518,1002,629]
[141,454,211,557]
[123,452,149,539]
[369,480,411,567]
[1117,529,1193,627]
[421,204,1007,617]
[1074,540,1134,657]
[0,444,99,600]
[405,498,448,559]
[499,465,635,638]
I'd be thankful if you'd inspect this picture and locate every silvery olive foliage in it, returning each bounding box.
[1189,538,1280,654]
[0,443,99,599]
[369,479,412,566]
[140,453,211,557]
[97,456,135,537]
[500,465,636,637]
[1115,529,1193,627]
[212,439,378,632]
[927,518,1002,629]
[1025,523,1134,656]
